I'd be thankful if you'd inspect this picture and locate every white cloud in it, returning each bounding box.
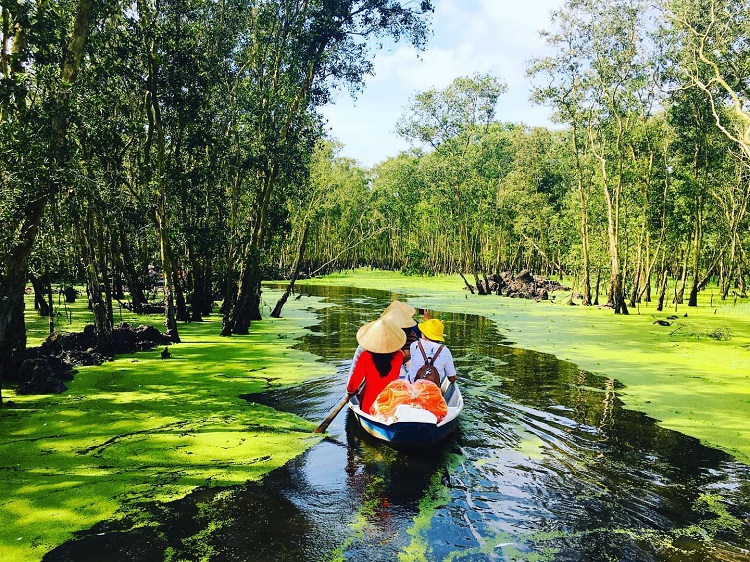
[320,1,565,167]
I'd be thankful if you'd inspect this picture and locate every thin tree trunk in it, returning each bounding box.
[271,221,310,318]
[46,267,54,335]
[78,212,113,353]
[29,272,51,316]
[115,229,148,312]
[629,226,645,309]
[459,273,475,294]
[688,198,703,306]
[591,123,626,314]
[142,3,179,342]
[656,269,669,312]
[675,242,690,304]
[594,266,602,306]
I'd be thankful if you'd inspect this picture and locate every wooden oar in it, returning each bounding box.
[314,382,364,434]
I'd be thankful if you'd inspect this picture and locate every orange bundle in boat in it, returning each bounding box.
[371,379,448,422]
[411,379,449,420]
[371,379,412,418]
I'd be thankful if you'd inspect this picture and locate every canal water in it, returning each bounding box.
[46,285,750,561]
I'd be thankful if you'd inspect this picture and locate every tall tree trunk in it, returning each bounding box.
[115,229,148,311]
[628,248,643,309]
[46,267,54,335]
[640,231,654,303]
[579,200,592,305]
[572,120,598,306]
[172,268,188,322]
[594,265,602,306]
[0,268,28,393]
[592,123,627,314]
[96,213,114,331]
[675,242,690,304]
[78,212,113,353]
[142,2,179,342]
[187,249,211,320]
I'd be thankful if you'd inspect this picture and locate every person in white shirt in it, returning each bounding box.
[407,318,457,386]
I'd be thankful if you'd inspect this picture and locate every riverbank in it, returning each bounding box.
[1,292,333,562]
[296,269,750,465]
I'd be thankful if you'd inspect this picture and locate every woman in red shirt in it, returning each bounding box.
[346,318,406,414]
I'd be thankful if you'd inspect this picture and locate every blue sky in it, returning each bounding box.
[320,0,565,168]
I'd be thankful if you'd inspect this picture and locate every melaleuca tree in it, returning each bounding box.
[397,74,508,293]
[0,0,96,400]
[530,0,663,314]
[664,0,750,298]
[220,0,434,335]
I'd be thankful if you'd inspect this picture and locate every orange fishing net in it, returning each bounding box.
[371,379,449,421]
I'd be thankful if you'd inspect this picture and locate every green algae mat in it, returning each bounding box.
[1,292,332,562]
[297,269,750,466]
[4,272,750,560]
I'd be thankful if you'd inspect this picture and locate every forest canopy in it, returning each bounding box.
[2,0,750,390]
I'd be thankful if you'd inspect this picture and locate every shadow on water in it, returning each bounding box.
[46,285,750,561]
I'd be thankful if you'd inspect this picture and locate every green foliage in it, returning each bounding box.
[401,247,429,276]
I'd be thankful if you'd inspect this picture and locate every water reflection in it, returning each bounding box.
[46,284,750,561]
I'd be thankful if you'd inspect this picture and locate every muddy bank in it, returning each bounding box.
[14,323,171,395]
[476,269,571,299]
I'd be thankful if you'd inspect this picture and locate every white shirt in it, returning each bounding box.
[407,338,457,384]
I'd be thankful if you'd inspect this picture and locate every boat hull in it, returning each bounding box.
[348,382,463,447]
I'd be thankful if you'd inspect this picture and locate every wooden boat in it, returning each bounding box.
[347,381,463,447]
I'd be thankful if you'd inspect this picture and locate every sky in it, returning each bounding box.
[319,0,566,168]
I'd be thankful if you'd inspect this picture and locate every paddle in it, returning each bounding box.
[314,382,364,434]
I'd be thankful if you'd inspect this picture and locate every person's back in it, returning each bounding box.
[346,318,407,413]
[407,319,457,386]
[349,350,404,413]
[347,300,424,383]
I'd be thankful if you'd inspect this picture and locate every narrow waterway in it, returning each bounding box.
[47,285,750,561]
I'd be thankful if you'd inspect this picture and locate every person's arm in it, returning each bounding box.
[347,345,364,381]
[347,353,367,394]
[443,348,457,383]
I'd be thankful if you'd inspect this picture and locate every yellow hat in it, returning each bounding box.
[381,299,416,319]
[380,307,416,329]
[356,318,407,354]
[418,318,445,342]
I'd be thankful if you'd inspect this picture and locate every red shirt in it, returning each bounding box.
[347,350,404,414]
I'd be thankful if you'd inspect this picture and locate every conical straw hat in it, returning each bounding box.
[356,318,407,354]
[380,307,416,329]
[381,299,416,319]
